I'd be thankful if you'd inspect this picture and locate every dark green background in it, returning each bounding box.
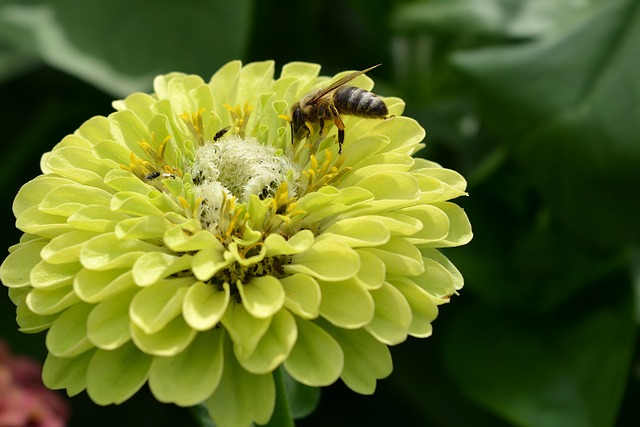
[1,0,639,426]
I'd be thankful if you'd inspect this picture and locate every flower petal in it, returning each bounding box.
[239,275,285,319]
[130,279,191,334]
[43,350,93,397]
[322,321,393,394]
[221,300,271,359]
[86,342,152,405]
[286,240,360,281]
[365,282,412,345]
[131,252,193,287]
[390,276,439,338]
[236,309,297,374]
[87,289,135,350]
[46,302,94,357]
[280,274,321,319]
[363,237,424,276]
[31,261,81,290]
[149,329,224,406]
[0,240,47,288]
[320,217,390,247]
[207,335,275,427]
[130,315,196,356]
[284,318,343,387]
[41,230,100,264]
[318,278,374,328]
[183,281,230,331]
[74,268,135,303]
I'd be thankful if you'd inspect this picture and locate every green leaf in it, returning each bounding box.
[0,0,253,96]
[282,369,320,420]
[452,0,640,248]
[443,288,635,427]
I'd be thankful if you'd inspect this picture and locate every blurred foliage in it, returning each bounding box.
[1,0,639,426]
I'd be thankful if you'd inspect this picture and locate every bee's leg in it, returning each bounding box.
[330,105,346,153]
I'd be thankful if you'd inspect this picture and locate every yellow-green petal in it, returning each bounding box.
[284,318,343,387]
[318,278,374,328]
[365,281,412,345]
[46,302,94,358]
[149,329,224,406]
[183,281,230,331]
[280,274,321,319]
[239,275,285,319]
[86,342,152,405]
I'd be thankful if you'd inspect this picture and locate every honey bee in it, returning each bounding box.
[288,64,389,153]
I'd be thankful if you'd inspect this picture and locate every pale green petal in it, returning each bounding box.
[371,116,425,153]
[280,274,321,319]
[0,240,46,288]
[164,225,225,252]
[207,60,241,106]
[343,153,414,186]
[401,205,450,245]
[13,176,76,218]
[115,216,171,240]
[318,278,374,328]
[42,350,93,396]
[43,146,112,187]
[15,207,71,238]
[430,202,473,247]
[27,286,81,315]
[414,249,463,297]
[284,318,343,387]
[264,229,315,256]
[362,237,424,276]
[110,192,168,217]
[355,249,385,290]
[236,309,297,374]
[31,261,81,290]
[86,342,152,405]
[183,281,230,331]
[149,329,224,406]
[131,252,193,287]
[322,321,393,395]
[130,315,196,356]
[108,110,152,156]
[286,240,360,281]
[74,268,134,303]
[74,115,111,144]
[16,303,56,333]
[320,217,390,247]
[239,275,285,319]
[207,336,275,427]
[365,282,412,345]
[40,184,112,217]
[87,289,135,350]
[352,171,420,213]
[46,302,94,357]
[130,279,191,334]
[40,230,100,264]
[221,300,271,359]
[341,135,389,166]
[390,276,438,338]
[293,187,373,225]
[191,247,233,281]
[80,233,168,270]
[67,205,128,233]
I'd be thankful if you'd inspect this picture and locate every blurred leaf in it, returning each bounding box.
[0,0,253,95]
[451,0,640,248]
[390,0,597,39]
[283,368,320,419]
[0,48,38,83]
[444,285,636,427]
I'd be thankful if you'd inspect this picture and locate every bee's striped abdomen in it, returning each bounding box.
[333,86,388,118]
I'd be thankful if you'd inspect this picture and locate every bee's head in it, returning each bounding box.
[291,104,305,134]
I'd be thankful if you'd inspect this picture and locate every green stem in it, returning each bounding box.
[265,366,295,427]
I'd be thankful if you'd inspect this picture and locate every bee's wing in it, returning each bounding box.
[307,64,381,103]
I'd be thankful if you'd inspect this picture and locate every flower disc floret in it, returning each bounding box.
[0,60,472,427]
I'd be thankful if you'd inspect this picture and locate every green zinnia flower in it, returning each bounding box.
[0,61,472,427]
